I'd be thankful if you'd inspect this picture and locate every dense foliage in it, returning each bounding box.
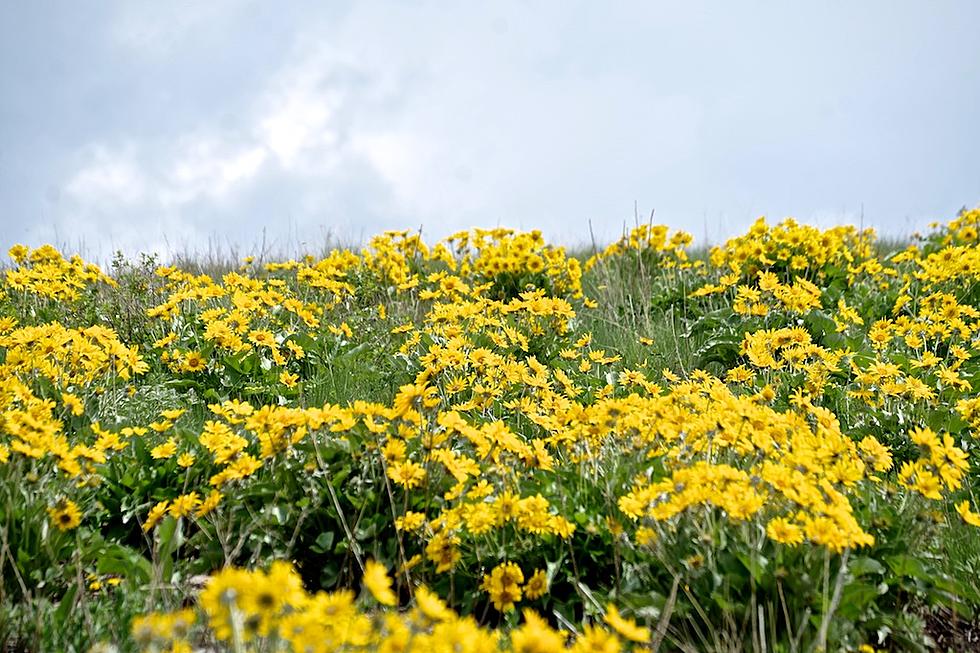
[3,212,980,652]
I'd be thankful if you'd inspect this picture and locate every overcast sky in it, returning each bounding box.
[1,1,978,259]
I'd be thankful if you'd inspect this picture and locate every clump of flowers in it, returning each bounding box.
[585,223,693,270]
[6,243,116,301]
[707,216,876,281]
[132,560,650,653]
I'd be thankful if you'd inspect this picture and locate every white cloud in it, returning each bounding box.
[52,38,384,254]
[54,13,710,251]
[165,138,268,205]
[25,1,980,257]
[350,130,436,213]
[257,68,342,170]
[64,145,147,206]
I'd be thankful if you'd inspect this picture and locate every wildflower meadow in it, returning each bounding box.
[4,210,980,652]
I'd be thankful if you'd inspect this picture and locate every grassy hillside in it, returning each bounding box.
[3,212,980,652]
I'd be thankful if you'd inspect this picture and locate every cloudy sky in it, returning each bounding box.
[1,2,978,259]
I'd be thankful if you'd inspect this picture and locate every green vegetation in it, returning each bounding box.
[2,213,980,652]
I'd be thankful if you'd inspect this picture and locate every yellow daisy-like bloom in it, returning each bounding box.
[387,460,427,489]
[143,500,170,532]
[523,569,549,600]
[571,624,622,653]
[415,586,452,622]
[237,561,304,637]
[425,531,461,573]
[394,511,426,533]
[199,567,251,642]
[168,492,200,519]
[362,559,397,606]
[150,438,178,460]
[603,604,650,644]
[148,420,174,433]
[955,500,980,527]
[48,499,82,531]
[248,329,276,348]
[510,609,566,651]
[61,392,84,416]
[182,351,207,373]
[766,517,804,546]
[195,490,222,518]
[481,561,523,612]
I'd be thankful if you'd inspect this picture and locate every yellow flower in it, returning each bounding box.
[395,511,426,532]
[143,500,170,532]
[858,436,893,473]
[511,609,566,651]
[153,333,178,349]
[150,438,178,460]
[149,420,174,433]
[603,604,650,643]
[285,340,305,359]
[425,532,461,573]
[198,567,250,641]
[933,435,969,490]
[635,526,657,546]
[387,460,426,489]
[249,329,276,348]
[195,490,222,517]
[169,493,200,519]
[392,382,437,417]
[363,559,397,606]
[237,562,304,637]
[956,501,980,527]
[182,351,207,373]
[8,243,29,263]
[481,561,523,612]
[571,624,621,653]
[61,392,84,416]
[415,586,452,622]
[523,569,549,600]
[766,517,804,545]
[910,427,939,451]
[913,469,943,500]
[48,499,82,531]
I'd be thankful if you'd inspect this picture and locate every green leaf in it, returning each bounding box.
[836,581,885,619]
[804,309,836,339]
[156,516,183,583]
[695,335,742,368]
[849,556,886,577]
[312,531,335,554]
[54,584,78,625]
[885,553,930,581]
[96,544,152,585]
[735,551,770,583]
